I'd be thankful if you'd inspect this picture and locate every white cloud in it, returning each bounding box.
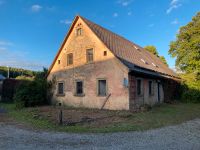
[117,0,133,6]
[0,40,45,70]
[31,4,42,12]
[128,11,132,16]
[166,0,182,14]
[113,13,118,17]
[171,19,179,25]
[0,40,13,46]
[60,19,72,25]
[148,24,154,27]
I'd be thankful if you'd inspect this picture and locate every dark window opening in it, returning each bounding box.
[76,81,83,95]
[149,81,153,95]
[98,80,107,96]
[67,53,73,65]
[58,82,64,95]
[86,48,93,63]
[137,79,142,95]
[58,60,60,64]
[104,51,107,56]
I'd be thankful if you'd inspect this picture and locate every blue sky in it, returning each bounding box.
[0,0,199,70]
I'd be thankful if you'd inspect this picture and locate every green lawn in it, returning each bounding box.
[1,102,200,133]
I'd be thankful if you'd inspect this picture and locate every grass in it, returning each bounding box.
[1,102,200,133]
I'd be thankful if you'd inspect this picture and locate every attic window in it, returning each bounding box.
[152,63,158,68]
[76,28,82,36]
[104,51,107,56]
[58,60,60,64]
[141,59,148,64]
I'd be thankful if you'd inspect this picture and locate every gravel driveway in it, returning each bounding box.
[0,119,200,150]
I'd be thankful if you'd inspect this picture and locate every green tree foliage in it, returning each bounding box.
[169,12,200,78]
[144,45,168,66]
[0,66,37,78]
[14,68,52,109]
[144,45,159,56]
[159,56,168,66]
[169,12,200,103]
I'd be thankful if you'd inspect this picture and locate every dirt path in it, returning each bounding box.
[0,118,200,150]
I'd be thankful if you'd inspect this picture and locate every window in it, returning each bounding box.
[76,81,83,95]
[67,53,73,65]
[58,60,60,64]
[137,79,142,95]
[149,81,153,95]
[104,51,107,56]
[97,79,107,96]
[86,48,93,63]
[76,28,82,36]
[57,82,64,95]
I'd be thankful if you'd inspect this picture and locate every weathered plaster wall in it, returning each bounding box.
[48,18,129,110]
[129,75,164,109]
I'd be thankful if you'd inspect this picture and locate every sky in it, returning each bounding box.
[0,0,199,70]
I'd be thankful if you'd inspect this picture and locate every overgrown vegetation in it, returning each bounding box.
[169,12,200,103]
[13,68,53,109]
[1,102,200,133]
[0,66,38,78]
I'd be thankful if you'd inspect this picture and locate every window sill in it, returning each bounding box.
[74,93,85,97]
[97,95,107,97]
[56,94,65,97]
[86,61,94,64]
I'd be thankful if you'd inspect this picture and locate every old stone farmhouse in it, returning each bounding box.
[47,15,179,110]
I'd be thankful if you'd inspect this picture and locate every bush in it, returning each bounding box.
[14,68,52,109]
[179,73,200,103]
[1,79,23,102]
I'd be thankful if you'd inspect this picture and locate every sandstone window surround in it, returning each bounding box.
[67,53,73,65]
[74,80,85,97]
[57,81,65,96]
[76,28,83,36]
[86,48,94,63]
[97,79,107,97]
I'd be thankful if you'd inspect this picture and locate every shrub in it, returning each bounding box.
[14,68,52,109]
[1,79,23,102]
[179,73,200,103]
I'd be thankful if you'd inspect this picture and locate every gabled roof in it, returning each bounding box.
[48,15,178,79]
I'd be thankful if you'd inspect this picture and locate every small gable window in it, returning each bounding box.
[58,60,60,64]
[104,51,107,56]
[86,48,94,63]
[67,53,73,65]
[76,28,82,36]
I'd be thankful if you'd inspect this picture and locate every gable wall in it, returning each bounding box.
[48,18,129,110]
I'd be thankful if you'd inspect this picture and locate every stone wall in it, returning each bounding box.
[129,73,164,110]
[48,17,129,110]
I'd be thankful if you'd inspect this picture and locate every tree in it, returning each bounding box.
[144,45,159,57]
[160,56,168,66]
[144,45,168,66]
[169,12,200,78]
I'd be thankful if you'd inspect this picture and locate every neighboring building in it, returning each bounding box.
[47,15,180,110]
